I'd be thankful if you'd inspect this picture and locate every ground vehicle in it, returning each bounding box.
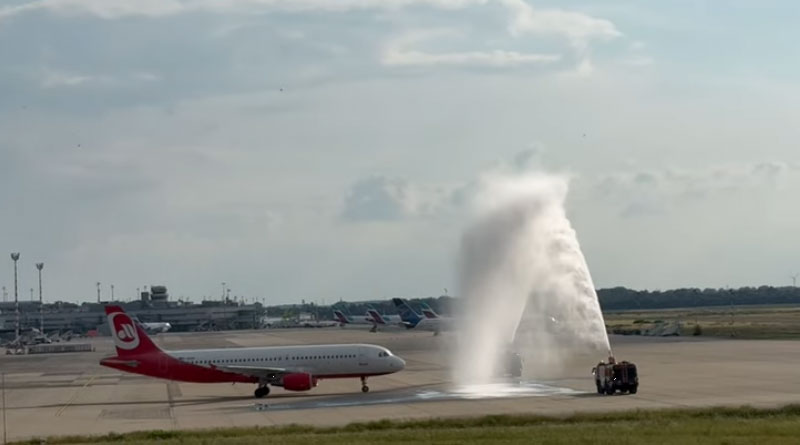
[593,357,638,395]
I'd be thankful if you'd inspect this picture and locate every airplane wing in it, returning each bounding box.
[213,364,291,380]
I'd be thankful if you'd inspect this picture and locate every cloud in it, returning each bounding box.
[0,0,490,20]
[382,29,560,68]
[342,176,410,221]
[39,69,162,89]
[342,175,462,222]
[41,71,99,88]
[589,161,797,218]
[500,0,621,47]
[3,0,623,76]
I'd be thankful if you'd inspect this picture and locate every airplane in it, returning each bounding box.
[128,314,172,334]
[333,309,378,332]
[140,321,172,334]
[365,308,403,327]
[419,303,440,319]
[392,298,455,335]
[100,305,405,398]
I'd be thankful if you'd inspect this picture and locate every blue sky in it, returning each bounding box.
[1,0,798,303]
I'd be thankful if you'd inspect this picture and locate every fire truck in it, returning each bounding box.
[593,356,638,395]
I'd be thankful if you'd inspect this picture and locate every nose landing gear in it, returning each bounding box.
[360,376,369,393]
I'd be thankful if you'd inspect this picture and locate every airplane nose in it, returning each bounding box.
[393,356,406,370]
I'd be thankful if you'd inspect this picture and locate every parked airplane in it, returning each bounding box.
[333,309,378,332]
[419,303,440,319]
[141,321,172,334]
[365,308,402,327]
[100,305,405,398]
[392,298,454,334]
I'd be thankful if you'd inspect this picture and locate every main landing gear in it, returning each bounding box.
[361,376,369,393]
[254,385,270,398]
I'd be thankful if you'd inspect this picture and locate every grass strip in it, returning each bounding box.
[14,404,800,445]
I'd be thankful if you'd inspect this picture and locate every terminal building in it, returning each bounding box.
[0,285,263,335]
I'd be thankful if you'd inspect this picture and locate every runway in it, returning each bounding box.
[1,329,800,442]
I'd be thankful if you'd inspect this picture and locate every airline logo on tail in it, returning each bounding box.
[109,311,140,350]
[420,303,439,319]
[105,305,161,358]
[367,309,386,325]
[392,298,422,327]
[333,310,350,324]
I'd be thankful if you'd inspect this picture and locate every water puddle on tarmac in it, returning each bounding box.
[254,380,582,411]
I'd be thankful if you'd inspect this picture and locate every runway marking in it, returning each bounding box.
[56,374,96,417]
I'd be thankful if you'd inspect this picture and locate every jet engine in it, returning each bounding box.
[281,373,317,391]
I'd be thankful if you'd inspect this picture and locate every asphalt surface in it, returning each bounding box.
[1,329,799,441]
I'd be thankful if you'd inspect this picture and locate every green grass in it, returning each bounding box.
[13,405,800,445]
[603,305,800,339]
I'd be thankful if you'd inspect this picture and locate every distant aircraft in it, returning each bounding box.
[392,298,454,335]
[365,308,403,327]
[333,309,377,331]
[419,303,440,319]
[140,321,172,334]
[100,305,404,398]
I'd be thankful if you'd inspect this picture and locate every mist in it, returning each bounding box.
[452,172,610,386]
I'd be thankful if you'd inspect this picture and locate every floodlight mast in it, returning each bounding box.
[36,263,44,333]
[10,253,20,340]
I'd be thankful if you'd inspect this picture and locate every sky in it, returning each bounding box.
[1,0,799,304]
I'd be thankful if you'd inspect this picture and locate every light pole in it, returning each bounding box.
[221,282,226,303]
[1,286,5,303]
[35,263,43,334]
[96,282,101,303]
[10,253,20,340]
[111,284,115,301]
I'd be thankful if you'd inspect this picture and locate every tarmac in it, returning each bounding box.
[1,329,800,442]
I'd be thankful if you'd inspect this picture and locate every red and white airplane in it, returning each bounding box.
[99,305,405,398]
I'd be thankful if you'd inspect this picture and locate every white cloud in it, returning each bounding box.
[382,29,560,68]
[342,175,458,221]
[589,161,797,217]
[41,71,99,88]
[0,0,185,20]
[39,69,162,89]
[0,0,490,20]
[500,0,621,47]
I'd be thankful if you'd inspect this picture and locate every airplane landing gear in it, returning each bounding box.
[254,385,270,398]
[361,376,369,393]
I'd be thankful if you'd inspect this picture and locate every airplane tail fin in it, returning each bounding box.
[392,298,422,326]
[333,310,350,324]
[420,303,439,319]
[367,309,386,324]
[104,305,163,358]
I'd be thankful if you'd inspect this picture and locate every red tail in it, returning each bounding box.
[105,305,162,357]
[367,309,386,325]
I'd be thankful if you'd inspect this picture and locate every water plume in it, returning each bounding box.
[452,172,610,386]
